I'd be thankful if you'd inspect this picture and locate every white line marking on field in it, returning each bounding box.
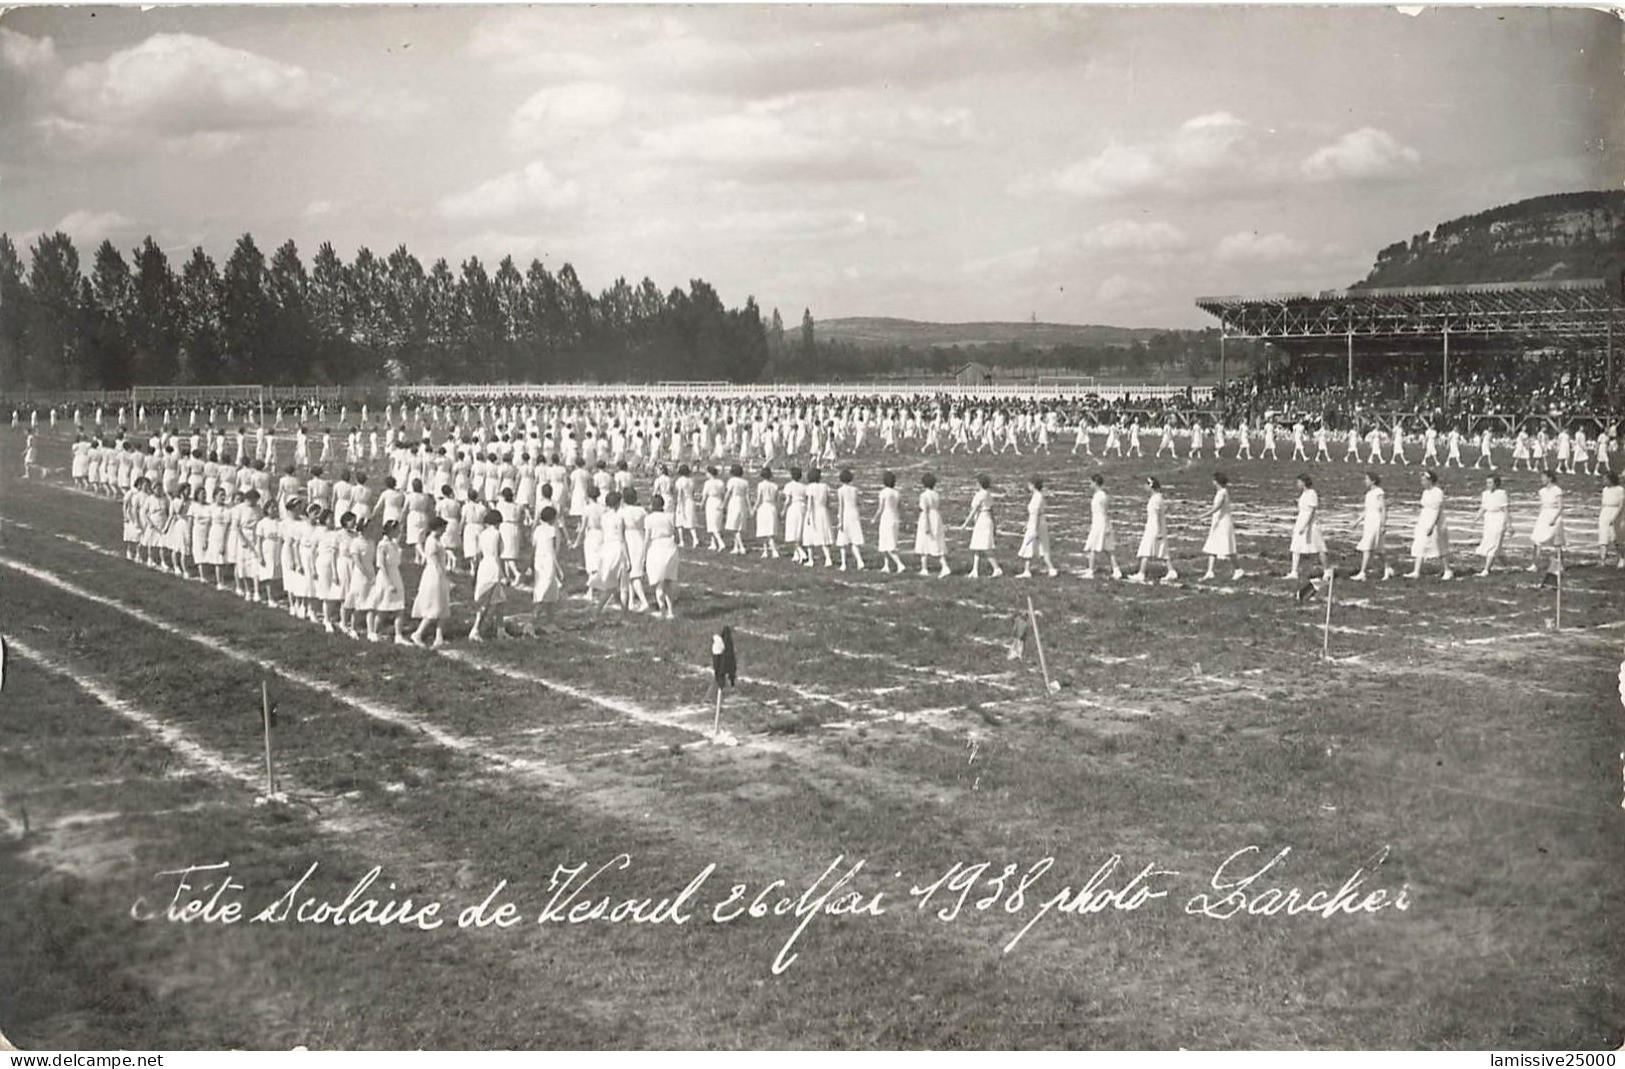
[437,648,712,736]
[829,647,1020,691]
[0,557,581,790]
[5,635,262,788]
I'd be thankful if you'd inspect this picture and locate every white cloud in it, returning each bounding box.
[509,82,626,144]
[437,162,581,223]
[1079,219,1191,253]
[1031,111,1271,200]
[55,33,330,136]
[1,28,56,74]
[1301,127,1421,182]
[51,209,136,245]
[1214,231,1306,263]
[1094,274,1156,305]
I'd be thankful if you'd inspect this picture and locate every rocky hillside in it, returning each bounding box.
[1353,189,1625,289]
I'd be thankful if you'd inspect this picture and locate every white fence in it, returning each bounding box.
[392,382,1212,402]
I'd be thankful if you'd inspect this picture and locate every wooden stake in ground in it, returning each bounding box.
[1555,550,1563,631]
[1322,570,1335,660]
[1026,596,1057,695]
[261,678,277,799]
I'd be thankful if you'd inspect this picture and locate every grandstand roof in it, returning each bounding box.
[1196,277,1624,348]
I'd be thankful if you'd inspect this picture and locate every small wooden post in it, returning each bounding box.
[1554,550,1563,631]
[1322,571,1335,660]
[1027,596,1055,694]
[261,679,276,797]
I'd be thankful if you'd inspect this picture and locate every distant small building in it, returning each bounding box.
[954,361,993,386]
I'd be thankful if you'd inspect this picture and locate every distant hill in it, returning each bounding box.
[1353,189,1625,289]
[815,317,1164,350]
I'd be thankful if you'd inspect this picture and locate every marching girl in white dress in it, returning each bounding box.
[206,488,233,590]
[1351,472,1393,581]
[459,490,484,574]
[1286,474,1328,580]
[190,488,213,581]
[469,510,508,642]
[1528,470,1565,576]
[1511,430,1532,471]
[572,487,606,600]
[591,491,631,620]
[782,467,807,563]
[1082,473,1123,579]
[405,480,434,565]
[1407,471,1455,581]
[280,500,307,615]
[255,500,281,605]
[723,464,751,554]
[802,469,835,567]
[312,506,343,633]
[409,518,452,647]
[232,492,262,601]
[1473,474,1510,575]
[643,495,680,619]
[1197,472,1243,582]
[496,489,524,584]
[873,471,904,573]
[836,468,866,571]
[339,513,373,639]
[165,486,192,577]
[437,487,463,574]
[652,464,674,517]
[1129,477,1177,584]
[1596,471,1624,567]
[754,468,781,558]
[962,474,1003,578]
[674,465,699,548]
[567,459,591,535]
[702,466,727,552]
[366,520,409,644]
[1016,476,1057,578]
[529,504,564,630]
[620,487,651,613]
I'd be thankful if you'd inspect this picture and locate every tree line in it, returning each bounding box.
[0,231,778,391]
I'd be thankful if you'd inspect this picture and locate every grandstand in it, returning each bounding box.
[1197,277,1622,404]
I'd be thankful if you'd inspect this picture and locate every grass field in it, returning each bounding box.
[2,425,1622,1050]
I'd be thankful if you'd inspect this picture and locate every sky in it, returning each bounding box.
[0,4,1618,329]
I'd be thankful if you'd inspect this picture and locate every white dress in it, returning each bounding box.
[1356,487,1386,552]
[1135,492,1169,560]
[913,489,945,556]
[1084,489,1115,552]
[967,489,995,552]
[473,525,506,608]
[1202,487,1236,558]
[803,482,832,547]
[411,532,452,619]
[876,486,900,553]
[1411,486,1450,560]
[592,508,629,591]
[643,511,680,586]
[532,521,563,604]
[1599,485,1624,546]
[754,480,779,539]
[1290,489,1325,555]
[1019,490,1048,560]
[836,483,864,547]
[1530,484,1565,548]
[782,481,805,543]
[1476,489,1509,556]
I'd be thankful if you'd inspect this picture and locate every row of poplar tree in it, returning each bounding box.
[0,231,802,391]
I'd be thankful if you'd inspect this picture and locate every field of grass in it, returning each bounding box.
[1,424,1622,1050]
